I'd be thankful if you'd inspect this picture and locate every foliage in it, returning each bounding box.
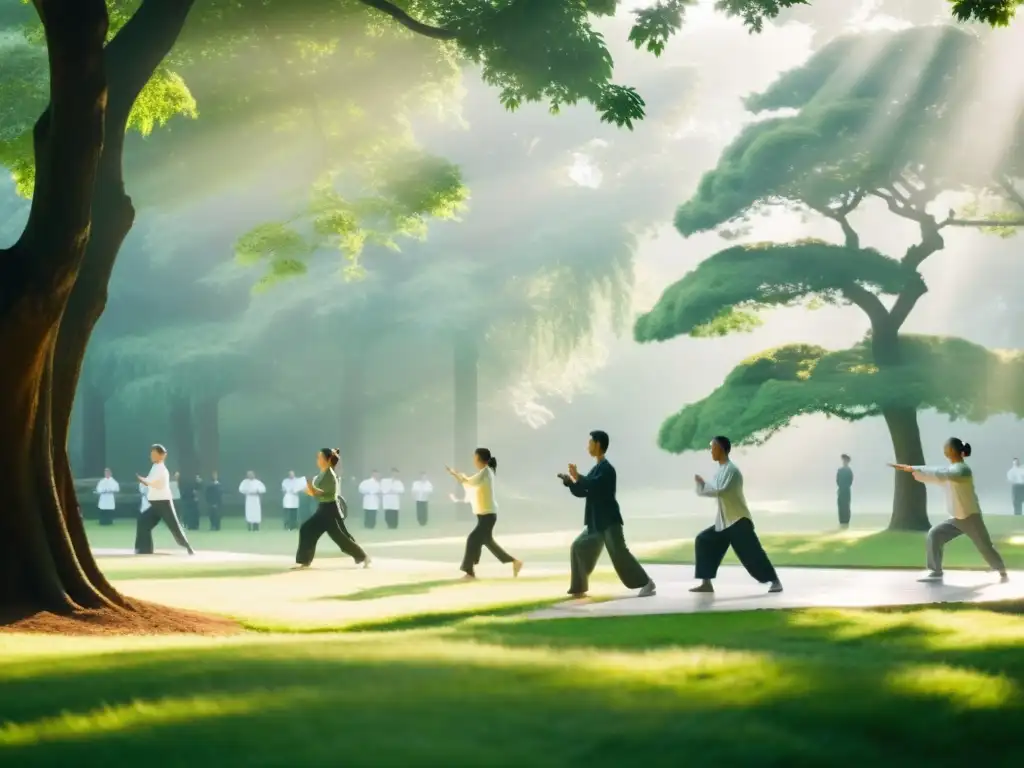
[657,335,1024,453]
[634,240,917,342]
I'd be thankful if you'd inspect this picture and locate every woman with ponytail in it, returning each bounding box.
[292,448,371,570]
[891,437,1008,583]
[446,448,523,580]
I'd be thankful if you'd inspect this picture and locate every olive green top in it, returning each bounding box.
[311,468,338,502]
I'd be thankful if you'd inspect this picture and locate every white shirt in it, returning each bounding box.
[461,467,498,515]
[1008,466,1024,485]
[139,483,150,513]
[380,478,405,510]
[912,462,981,520]
[359,478,381,510]
[239,478,267,523]
[95,477,120,510]
[696,460,751,532]
[281,476,305,508]
[145,463,172,502]
[412,479,434,502]
[170,480,181,500]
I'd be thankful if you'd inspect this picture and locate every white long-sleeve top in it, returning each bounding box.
[459,467,498,515]
[239,478,266,523]
[281,476,305,509]
[912,462,981,520]
[380,478,404,510]
[695,460,751,532]
[139,482,150,513]
[145,463,172,501]
[358,478,381,510]
[95,477,120,510]
[1008,466,1024,485]
[412,479,434,502]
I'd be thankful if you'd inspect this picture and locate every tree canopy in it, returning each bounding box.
[656,335,1024,453]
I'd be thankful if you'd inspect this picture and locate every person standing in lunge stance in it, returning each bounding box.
[559,430,656,599]
[292,449,371,570]
[446,448,522,580]
[690,436,782,594]
[135,444,194,555]
[891,437,1008,583]
[836,454,853,528]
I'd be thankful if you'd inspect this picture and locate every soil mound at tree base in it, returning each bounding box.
[0,599,240,636]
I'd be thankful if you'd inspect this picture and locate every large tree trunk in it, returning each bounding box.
[170,394,201,479]
[195,397,220,477]
[80,384,107,477]
[882,405,930,531]
[453,329,479,465]
[0,0,115,614]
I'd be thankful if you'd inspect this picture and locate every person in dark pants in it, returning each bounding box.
[559,430,656,599]
[359,471,382,529]
[690,436,781,594]
[446,448,523,580]
[94,468,119,526]
[180,474,201,531]
[1007,458,1024,516]
[836,454,853,528]
[205,471,222,531]
[381,468,405,530]
[412,472,434,526]
[135,444,194,556]
[292,449,371,570]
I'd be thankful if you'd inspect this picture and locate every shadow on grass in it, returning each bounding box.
[3,605,1024,766]
[106,566,288,582]
[323,579,468,602]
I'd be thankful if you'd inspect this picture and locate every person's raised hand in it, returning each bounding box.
[568,463,579,481]
[694,474,704,485]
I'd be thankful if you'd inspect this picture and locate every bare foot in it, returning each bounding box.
[512,560,523,578]
[290,564,309,571]
[360,557,372,569]
[460,573,476,581]
[567,591,588,599]
[689,583,714,593]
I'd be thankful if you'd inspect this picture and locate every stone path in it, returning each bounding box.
[529,564,1024,619]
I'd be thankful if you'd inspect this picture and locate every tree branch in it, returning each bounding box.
[996,174,1024,212]
[358,0,458,40]
[840,282,890,329]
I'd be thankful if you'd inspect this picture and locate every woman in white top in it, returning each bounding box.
[446,447,523,580]
[891,437,1008,583]
[134,444,193,555]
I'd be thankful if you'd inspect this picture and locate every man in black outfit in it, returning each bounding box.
[205,471,223,531]
[836,454,853,528]
[559,430,656,599]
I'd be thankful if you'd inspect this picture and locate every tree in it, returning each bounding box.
[635,25,1024,530]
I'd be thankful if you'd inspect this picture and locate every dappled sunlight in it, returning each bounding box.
[886,665,1018,710]
[0,689,311,747]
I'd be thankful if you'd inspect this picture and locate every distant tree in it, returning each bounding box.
[635,26,1024,531]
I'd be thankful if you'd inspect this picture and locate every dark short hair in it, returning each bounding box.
[590,430,610,453]
[712,435,732,455]
[841,454,850,461]
[151,444,167,455]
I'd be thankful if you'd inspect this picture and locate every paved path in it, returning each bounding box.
[530,564,1024,619]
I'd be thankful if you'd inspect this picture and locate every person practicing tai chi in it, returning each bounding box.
[359,471,382,529]
[891,437,1008,583]
[1007,458,1024,516]
[691,436,782,594]
[446,448,522,580]
[239,471,266,531]
[135,444,194,556]
[281,470,305,531]
[412,471,434,526]
[94,468,120,527]
[559,430,656,599]
[292,449,371,570]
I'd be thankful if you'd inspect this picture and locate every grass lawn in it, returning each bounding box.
[2,601,1023,766]
[646,519,1024,570]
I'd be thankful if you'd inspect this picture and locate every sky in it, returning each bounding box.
[4,0,1024,520]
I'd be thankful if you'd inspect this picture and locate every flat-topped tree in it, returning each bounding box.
[636,25,1024,531]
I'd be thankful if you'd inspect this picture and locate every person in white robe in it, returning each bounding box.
[358,471,382,529]
[380,468,405,529]
[412,472,434,526]
[1008,458,1024,516]
[691,435,782,594]
[170,471,181,505]
[139,482,150,514]
[94,468,120,526]
[281,470,306,531]
[239,471,267,531]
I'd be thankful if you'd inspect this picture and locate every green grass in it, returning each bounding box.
[2,604,1024,766]
[647,526,1024,570]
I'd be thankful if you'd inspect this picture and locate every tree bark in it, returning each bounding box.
[170,394,201,479]
[195,397,221,477]
[453,329,479,465]
[80,384,107,477]
[0,0,113,614]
